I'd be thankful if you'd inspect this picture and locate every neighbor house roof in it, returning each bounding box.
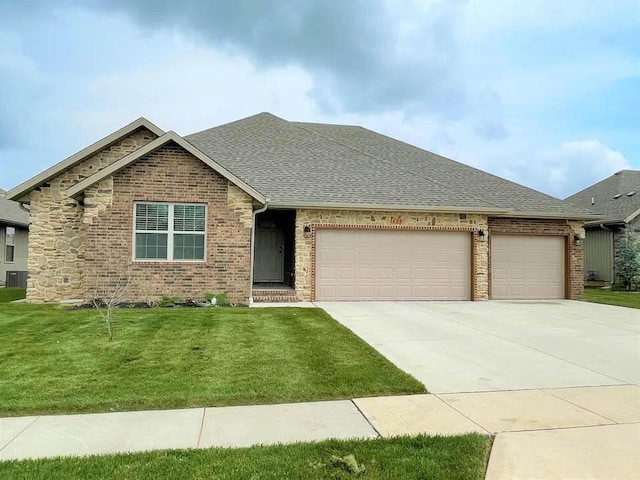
[8,118,164,202]
[0,190,29,227]
[186,113,596,219]
[566,170,640,226]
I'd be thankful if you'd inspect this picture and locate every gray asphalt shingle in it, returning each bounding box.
[186,112,594,218]
[0,190,29,227]
[566,170,640,224]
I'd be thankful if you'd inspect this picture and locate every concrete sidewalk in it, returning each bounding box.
[1,385,638,479]
[0,400,377,461]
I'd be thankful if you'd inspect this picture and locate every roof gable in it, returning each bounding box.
[65,131,267,203]
[8,118,164,202]
[566,170,640,224]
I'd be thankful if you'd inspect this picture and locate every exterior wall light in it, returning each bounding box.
[303,225,311,237]
[477,229,486,242]
[573,234,583,246]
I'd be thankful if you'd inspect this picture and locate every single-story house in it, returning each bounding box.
[566,170,640,283]
[0,189,29,287]
[8,113,595,304]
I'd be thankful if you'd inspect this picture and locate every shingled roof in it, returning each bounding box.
[187,113,594,218]
[0,190,29,227]
[566,170,640,226]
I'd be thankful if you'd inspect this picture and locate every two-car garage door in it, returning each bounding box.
[316,229,471,301]
[315,229,566,301]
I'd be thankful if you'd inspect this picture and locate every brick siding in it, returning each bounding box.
[83,142,252,305]
[488,217,585,300]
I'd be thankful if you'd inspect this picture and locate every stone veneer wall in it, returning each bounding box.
[27,128,158,301]
[83,143,253,304]
[488,217,585,300]
[294,209,489,301]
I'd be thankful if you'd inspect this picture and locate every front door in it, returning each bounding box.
[254,226,284,282]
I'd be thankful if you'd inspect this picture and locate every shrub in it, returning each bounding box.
[158,295,182,307]
[615,231,640,291]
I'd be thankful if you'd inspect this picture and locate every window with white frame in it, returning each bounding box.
[5,226,15,263]
[134,203,206,261]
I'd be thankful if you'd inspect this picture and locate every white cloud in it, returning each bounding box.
[0,2,638,201]
[539,140,630,195]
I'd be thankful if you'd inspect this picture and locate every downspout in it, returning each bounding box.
[19,202,30,213]
[249,199,269,304]
[599,223,611,231]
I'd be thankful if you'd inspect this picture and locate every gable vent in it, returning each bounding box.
[613,194,622,199]
[628,191,636,197]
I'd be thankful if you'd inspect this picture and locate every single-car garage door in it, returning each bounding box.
[491,235,565,300]
[315,229,471,301]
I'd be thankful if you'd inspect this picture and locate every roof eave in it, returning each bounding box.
[65,131,267,204]
[624,208,640,224]
[0,219,29,228]
[491,211,602,221]
[7,117,165,203]
[268,201,509,214]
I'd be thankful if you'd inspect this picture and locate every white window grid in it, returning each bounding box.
[133,202,206,262]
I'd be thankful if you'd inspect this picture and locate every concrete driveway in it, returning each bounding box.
[317,300,640,393]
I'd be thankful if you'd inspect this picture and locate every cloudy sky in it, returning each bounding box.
[1,1,638,198]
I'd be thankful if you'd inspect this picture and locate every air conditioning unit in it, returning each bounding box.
[6,271,28,289]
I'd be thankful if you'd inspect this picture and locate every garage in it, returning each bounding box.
[315,229,471,301]
[491,235,566,300]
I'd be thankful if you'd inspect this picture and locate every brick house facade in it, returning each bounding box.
[9,114,591,304]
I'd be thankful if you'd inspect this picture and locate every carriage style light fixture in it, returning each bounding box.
[303,225,311,237]
[477,229,486,242]
[573,234,583,246]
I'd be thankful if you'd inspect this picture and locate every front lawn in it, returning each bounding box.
[0,304,425,416]
[584,288,640,309]
[0,434,491,480]
[0,287,26,303]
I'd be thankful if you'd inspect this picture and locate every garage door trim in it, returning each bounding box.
[488,232,570,300]
[310,224,479,301]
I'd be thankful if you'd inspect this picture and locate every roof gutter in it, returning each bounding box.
[493,211,602,221]
[249,199,270,305]
[268,202,509,215]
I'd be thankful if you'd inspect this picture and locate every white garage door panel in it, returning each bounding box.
[316,229,471,301]
[491,235,565,300]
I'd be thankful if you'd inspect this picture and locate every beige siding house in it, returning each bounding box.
[0,190,29,287]
[567,170,640,283]
[9,113,596,304]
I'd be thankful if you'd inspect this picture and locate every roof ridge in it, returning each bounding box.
[290,122,508,211]
[293,120,362,129]
[186,112,284,139]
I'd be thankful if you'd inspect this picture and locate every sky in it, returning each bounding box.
[1,0,638,199]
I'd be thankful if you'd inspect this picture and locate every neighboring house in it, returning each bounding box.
[566,170,640,283]
[8,113,595,304]
[0,189,29,287]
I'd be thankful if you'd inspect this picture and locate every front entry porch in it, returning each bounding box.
[253,210,297,302]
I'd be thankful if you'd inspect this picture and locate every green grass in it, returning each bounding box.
[0,434,491,480]
[584,288,640,309]
[0,287,26,303]
[0,304,425,416]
